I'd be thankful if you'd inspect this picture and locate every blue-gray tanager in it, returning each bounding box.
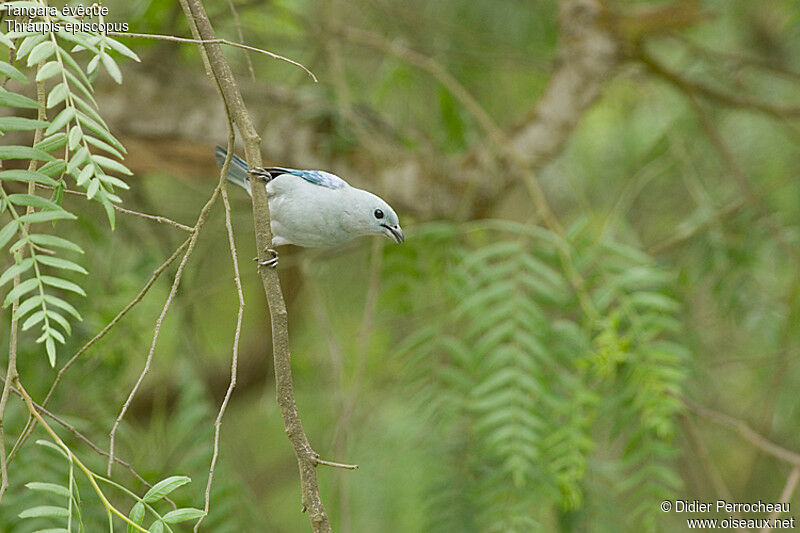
[215,147,404,267]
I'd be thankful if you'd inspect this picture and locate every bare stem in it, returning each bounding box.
[194,129,245,532]
[107,31,317,82]
[107,183,222,475]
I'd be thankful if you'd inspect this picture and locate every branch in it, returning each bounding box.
[180,0,335,530]
[30,184,194,232]
[761,466,800,533]
[683,396,800,466]
[0,374,162,498]
[107,180,222,474]
[107,31,318,82]
[195,129,244,532]
[639,50,800,120]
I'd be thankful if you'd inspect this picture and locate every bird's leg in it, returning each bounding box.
[254,247,279,268]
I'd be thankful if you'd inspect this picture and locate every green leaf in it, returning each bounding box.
[67,146,89,174]
[98,173,129,189]
[0,169,58,186]
[92,155,132,175]
[18,210,76,224]
[21,310,46,331]
[35,60,62,82]
[16,34,46,60]
[64,70,95,104]
[162,508,206,524]
[100,52,122,83]
[142,476,191,503]
[29,234,83,253]
[48,326,65,344]
[3,277,39,307]
[36,255,87,274]
[127,501,145,533]
[46,309,71,335]
[76,164,93,186]
[72,94,107,128]
[0,219,20,249]
[0,145,55,162]
[16,294,43,319]
[86,178,100,199]
[101,195,115,229]
[35,439,69,458]
[105,37,141,62]
[41,275,86,296]
[0,88,40,109]
[46,106,76,135]
[148,520,164,533]
[65,33,101,55]
[0,257,34,287]
[7,193,63,211]
[0,61,27,83]
[68,126,82,150]
[26,40,56,66]
[19,505,69,519]
[43,294,82,320]
[0,117,49,131]
[35,133,68,153]
[85,134,125,158]
[86,53,100,75]
[56,44,92,86]
[47,82,68,108]
[46,336,56,366]
[38,159,67,178]
[76,112,123,152]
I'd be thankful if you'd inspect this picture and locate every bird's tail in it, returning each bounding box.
[215,146,252,196]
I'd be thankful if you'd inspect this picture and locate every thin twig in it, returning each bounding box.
[336,25,508,150]
[107,183,222,475]
[683,396,800,466]
[37,185,194,232]
[761,466,800,533]
[225,0,256,81]
[107,31,318,82]
[647,197,747,255]
[640,50,800,120]
[195,129,244,532]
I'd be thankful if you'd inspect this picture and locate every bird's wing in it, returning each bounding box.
[258,167,347,190]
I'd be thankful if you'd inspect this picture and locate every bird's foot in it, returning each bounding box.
[254,248,279,268]
[250,168,272,183]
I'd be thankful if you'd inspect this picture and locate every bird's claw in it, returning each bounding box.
[254,248,279,268]
[250,168,271,182]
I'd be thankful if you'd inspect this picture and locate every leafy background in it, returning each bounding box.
[1,0,799,531]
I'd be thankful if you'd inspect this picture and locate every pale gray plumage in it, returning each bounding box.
[215,147,404,250]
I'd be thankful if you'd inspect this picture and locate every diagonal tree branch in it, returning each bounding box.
[180,0,337,530]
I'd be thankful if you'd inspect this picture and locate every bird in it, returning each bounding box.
[215,146,404,267]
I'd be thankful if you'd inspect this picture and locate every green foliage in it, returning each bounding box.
[1,1,139,365]
[384,221,686,531]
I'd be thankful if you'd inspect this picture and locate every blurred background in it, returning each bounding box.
[1,0,800,531]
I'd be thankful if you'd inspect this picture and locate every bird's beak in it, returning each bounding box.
[381,224,404,244]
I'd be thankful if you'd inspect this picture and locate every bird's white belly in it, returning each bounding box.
[266,180,351,248]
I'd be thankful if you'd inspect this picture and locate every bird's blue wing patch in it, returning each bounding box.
[267,167,347,189]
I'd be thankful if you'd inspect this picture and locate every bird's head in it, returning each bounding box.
[342,189,404,244]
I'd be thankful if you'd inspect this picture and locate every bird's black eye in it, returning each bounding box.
[374,209,384,219]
